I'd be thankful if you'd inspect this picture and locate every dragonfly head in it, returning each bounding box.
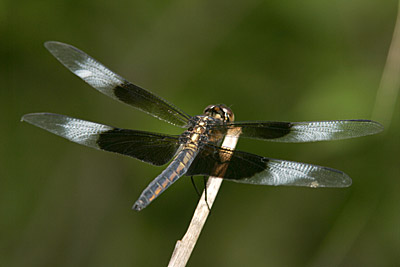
[203,104,234,122]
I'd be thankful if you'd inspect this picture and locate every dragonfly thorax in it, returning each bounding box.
[180,116,214,147]
[203,104,234,123]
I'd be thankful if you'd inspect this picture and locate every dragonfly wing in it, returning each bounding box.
[209,120,383,142]
[187,145,351,187]
[44,41,191,127]
[22,113,180,166]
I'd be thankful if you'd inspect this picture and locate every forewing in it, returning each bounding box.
[187,145,351,187]
[44,41,191,127]
[22,113,180,165]
[209,120,383,142]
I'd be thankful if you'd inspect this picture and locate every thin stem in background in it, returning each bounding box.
[372,1,400,128]
[308,2,400,266]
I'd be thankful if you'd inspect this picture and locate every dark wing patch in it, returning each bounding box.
[97,128,180,165]
[186,145,267,180]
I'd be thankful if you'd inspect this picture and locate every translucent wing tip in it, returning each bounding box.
[44,40,58,49]
[366,120,384,135]
[311,167,352,188]
[21,113,45,125]
[44,41,70,52]
[302,172,352,188]
[43,41,83,67]
[21,112,65,133]
[338,172,352,187]
[21,114,27,122]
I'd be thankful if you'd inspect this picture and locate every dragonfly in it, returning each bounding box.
[22,41,384,211]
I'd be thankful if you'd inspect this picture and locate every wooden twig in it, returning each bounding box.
[168,129,240,267]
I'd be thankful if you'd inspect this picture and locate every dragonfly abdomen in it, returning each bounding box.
[132,146,198,211]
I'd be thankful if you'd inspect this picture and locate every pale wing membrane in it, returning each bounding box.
[209,120,383,142]
[187,145,351,187]
[44,41,191,127]
[21,113,180,166]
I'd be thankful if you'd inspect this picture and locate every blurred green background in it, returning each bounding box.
[2,0,399,266]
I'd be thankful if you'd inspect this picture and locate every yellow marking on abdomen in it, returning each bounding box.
[176,162,186,173]
[168,171,178,182]
[185,143,198,150]
[182,151,194,164]
[162,179,170,188]
[154,186,162,196]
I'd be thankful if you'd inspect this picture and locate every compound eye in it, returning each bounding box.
[221,106,234,122]
[203,105,216,114]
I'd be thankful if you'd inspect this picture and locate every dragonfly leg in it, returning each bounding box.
[191,176,201,198]
[203,176,211,211]
[190,176,211,211]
